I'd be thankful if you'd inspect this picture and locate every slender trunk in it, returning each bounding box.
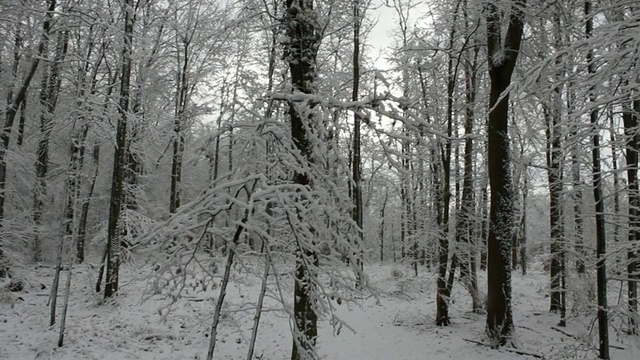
[17,92,26,147]
[521,175,528,276]
[170,39,190,214]
[586,1,610,357]
[458,26,480,310]
[623,98,639,334]
[610,111,621,248]
[436,0,461,326]
[77,145,100,263]
[246,250,270,360]
[352,0,364,282]
[50,210,66,326]
[207,212,248,360]
[380,190,387,262]
[545,104,563,314]
[58,223,79,347]
[105,0,134,298]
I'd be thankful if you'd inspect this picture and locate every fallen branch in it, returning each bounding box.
[551,326,577,339]
[462,338,545,359]
[551,327,625,350]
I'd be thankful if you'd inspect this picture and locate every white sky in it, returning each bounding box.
[366,0,431,70]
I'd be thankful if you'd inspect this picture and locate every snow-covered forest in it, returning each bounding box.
[1,0,640,359]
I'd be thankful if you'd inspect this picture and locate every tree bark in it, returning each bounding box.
[623,98,639,334]
[105,0,134,298]
[586,1,610,357]
[283,0,321,358]
[352,0,364,283]
[485,0,525,346]
[170,33,191,214]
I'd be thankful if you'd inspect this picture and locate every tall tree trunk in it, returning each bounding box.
[170,36,190,214]
[545,103,564,315]
[623,98,639,334]
[521,175,527,276]
[458,24,480,310]
[77,145,100,263]
[105,0,134,298]
[283,0,320,358]
[607,106,620,275]
[0,0,57,278]
[352,0,364,283]
[380,190,387,262]
[436,0,461,326]
[485,0,525,346]
[33,28,69,262]
[586,1,610,357]
[543,11,567,319]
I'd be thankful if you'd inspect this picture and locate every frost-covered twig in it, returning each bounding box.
[246,249,269,360]
[206,209,249,360]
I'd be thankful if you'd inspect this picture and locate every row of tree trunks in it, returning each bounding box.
[0,0,57,278]
[33,28,69,262]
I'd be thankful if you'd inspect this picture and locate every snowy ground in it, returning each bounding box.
[1,259,639,360]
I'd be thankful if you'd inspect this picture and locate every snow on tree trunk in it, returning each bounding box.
[485,0,526,346]
[105,0,134,298]
[282,0,321,357]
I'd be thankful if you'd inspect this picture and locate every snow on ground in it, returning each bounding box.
[1,259,639,360]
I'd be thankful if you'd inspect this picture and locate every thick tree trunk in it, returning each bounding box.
[485,0,525,346]
[283,0,320,358]
[105,0,134,298]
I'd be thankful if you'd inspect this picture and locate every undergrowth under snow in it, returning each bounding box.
[1,259,639,360]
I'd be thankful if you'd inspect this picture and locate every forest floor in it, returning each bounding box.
[1,257,639,360]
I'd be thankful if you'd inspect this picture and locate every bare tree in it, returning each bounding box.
[105,0,135,298]
[0,0,57,278]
